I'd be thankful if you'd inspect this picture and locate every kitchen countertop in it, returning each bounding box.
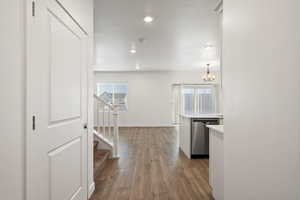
[180,113,223,119]
[207,125,224,134]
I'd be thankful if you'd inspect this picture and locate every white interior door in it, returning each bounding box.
[26,0,88,199]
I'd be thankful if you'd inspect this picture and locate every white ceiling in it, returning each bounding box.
[94,0,220,71]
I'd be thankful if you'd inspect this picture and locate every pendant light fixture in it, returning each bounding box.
[202,64,216,82]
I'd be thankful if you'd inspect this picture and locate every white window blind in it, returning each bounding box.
[96,82,128,111]
[183,88,195,115]
[182,85,217,115]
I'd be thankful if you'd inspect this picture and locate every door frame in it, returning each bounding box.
[25,0,92,199]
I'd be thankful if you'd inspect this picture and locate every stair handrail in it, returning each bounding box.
[93,94,114,110]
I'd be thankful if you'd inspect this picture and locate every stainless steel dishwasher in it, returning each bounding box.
[191,118,219,158]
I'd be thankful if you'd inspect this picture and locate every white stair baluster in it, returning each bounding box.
[103,104,105,134]
[108,109,111,142]
[94,94,119,158]
[112,106,119,158]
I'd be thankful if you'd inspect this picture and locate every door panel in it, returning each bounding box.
[27,0,88,200]
[50,13,82,123]
[49,138,82,200]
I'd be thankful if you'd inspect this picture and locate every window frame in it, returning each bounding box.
[181,84,218,115]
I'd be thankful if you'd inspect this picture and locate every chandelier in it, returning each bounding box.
[202,64,216,81]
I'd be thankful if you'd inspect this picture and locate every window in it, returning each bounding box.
[183,88,195,115]
[96,82,128,111]
[182,85,217,115]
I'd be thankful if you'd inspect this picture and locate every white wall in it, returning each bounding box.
[223,1,300,200]
[0,0,94,199]
[94,71,217,127]
[0,0,25,199]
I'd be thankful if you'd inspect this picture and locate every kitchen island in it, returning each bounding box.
[179,114,223,159]
[207,125,224,200]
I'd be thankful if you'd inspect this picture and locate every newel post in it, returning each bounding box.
[112,105,120,158]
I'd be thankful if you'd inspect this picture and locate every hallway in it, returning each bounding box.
[90,127,212,200]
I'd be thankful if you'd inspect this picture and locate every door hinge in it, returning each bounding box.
[32,116,36,131]
[32,1,35,17]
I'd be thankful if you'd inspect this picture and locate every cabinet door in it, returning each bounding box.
[209,131,214,187]
[26,0,88,199]
[211,131,224,200]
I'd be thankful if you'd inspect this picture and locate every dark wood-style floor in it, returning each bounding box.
[90,127,213,200]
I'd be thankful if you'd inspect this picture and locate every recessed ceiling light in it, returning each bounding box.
[135,63,140,70]
[144,16,154,23]
[130,49,136,54]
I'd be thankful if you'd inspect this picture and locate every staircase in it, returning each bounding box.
[94,94,120,159]
[93,141,111,177]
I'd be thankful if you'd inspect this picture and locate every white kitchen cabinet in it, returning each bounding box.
[179,114,223,159]
[208,125,224,200]
[179,115,192,159]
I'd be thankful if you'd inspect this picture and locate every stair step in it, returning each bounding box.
[94,149,110,177]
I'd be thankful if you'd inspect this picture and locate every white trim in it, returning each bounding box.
[88,182,95,198]
[25,0,34,199]
[26,0,42,196]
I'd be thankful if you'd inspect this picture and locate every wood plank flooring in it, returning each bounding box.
[90,127,213,200]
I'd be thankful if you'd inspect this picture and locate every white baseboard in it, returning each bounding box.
[88,182,95,199]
